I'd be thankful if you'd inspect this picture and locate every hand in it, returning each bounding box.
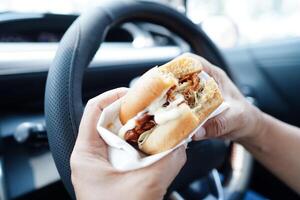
[70,88,186,200]
[190,54,264,143]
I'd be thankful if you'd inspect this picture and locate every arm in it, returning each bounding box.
[191,54,300,194]
[240,113,300,193]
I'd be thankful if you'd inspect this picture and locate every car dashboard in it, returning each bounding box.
[0,12,188,200]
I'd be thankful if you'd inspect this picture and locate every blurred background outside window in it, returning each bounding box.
[187,0,300,48]
[0,0,299,48]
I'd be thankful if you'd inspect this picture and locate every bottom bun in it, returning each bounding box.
[139,104,199,155]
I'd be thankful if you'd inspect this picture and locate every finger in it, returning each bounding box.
[190,54,223,77]
[183,53,229,88]
[192,127,206,141]
[182,53,218,75]
[79,87,128,141]
[200,59,220,77]
[84,87,128,112]
[189,54,246,102]
[141,146,187,187]
[202,107,241,138]
[75,88,128,156]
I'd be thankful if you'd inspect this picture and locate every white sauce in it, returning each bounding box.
[154,95,185,124]
[154,106,185,124]
[118,72,213,139]
[118,88,187,137]
[147,89,169,115]
[118,88,169,138]
[118,118,136,139]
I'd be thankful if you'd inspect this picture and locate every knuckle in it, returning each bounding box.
[70,154,79,182]
[70,152,78,171]
[220,68,227,76]
[215,67,226,78]
[215,117,227,136]
[69,151,86,185]
[70,170,77,185]
[237,108,247,128]
[209,116,227,137]
[182,52,193,57]
[86,98,97,108]
[118,87,128,93]
[70,151,82,177]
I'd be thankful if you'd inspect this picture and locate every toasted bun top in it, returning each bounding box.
[119,68,177,124]
[119,53,224,154]
[159,53,203,78]
[120,53,204,124]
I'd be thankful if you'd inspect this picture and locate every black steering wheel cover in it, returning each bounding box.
[45,0,229,198]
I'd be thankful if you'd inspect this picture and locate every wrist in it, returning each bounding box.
[238,105,268,147]
[252,108,269,141]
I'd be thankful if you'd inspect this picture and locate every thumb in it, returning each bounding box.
[203,115,228,138]
[201,108,238,139]
[74,88,128,158]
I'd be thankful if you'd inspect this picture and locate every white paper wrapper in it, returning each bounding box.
[97,72,228,171]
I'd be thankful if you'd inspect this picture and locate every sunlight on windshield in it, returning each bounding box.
[188,0,300,47]
[0,0,100,14]
[0,0,183,14]
[1,0,299,48]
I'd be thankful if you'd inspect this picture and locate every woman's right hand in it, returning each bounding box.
[71,88,186,200]
[189,53,265,144]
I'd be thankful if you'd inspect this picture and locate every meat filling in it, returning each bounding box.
[169,72,202,107]
[124,72,202,143]
[180,73,202,107]
[124,113,156,142]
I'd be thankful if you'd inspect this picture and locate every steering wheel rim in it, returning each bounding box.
[45,1,249,199]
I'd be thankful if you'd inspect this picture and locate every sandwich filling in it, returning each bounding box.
[119,72,204,144]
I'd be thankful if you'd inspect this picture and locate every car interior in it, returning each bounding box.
[0,0,300,200]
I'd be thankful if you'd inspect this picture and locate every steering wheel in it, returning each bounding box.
[45,1,252,199]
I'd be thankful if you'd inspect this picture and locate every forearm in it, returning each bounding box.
[240,113,300,194]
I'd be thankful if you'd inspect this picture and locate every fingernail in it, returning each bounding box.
[195,127,206,139]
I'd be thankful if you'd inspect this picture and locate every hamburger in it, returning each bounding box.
[118,53,223,155]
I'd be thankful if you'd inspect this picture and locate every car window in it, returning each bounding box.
[0,0,183,13]
[1,0,299,49]
[187,0,300,48]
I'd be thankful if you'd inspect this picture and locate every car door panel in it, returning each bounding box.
[224,38,300,126]
[250,39,300,117]
[223,38,300,199]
